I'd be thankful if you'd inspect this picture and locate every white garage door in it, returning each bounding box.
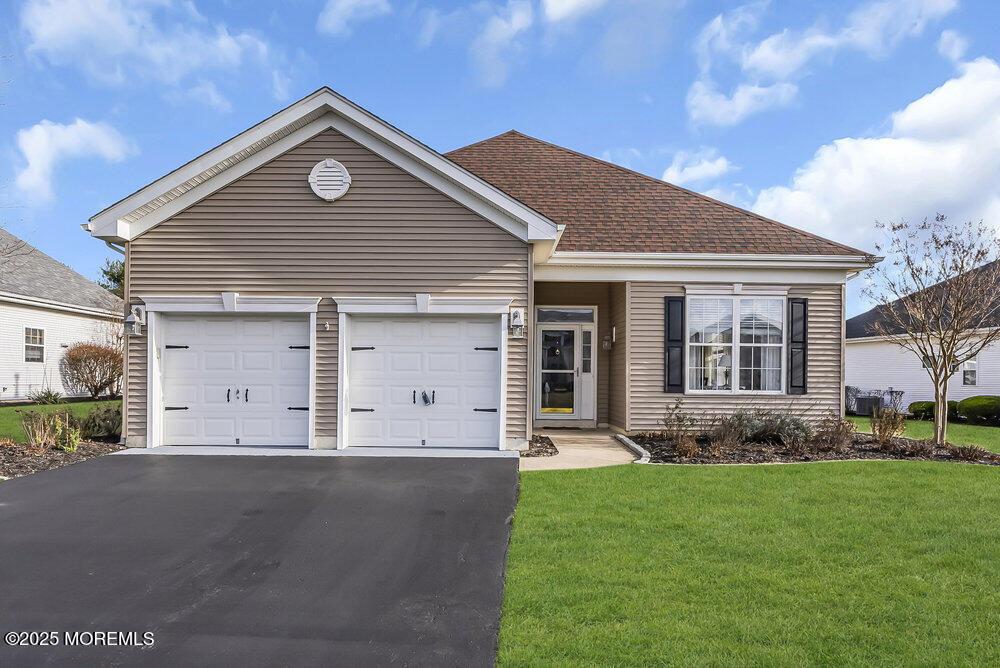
[161,315,310,446]
[348,316,502,448]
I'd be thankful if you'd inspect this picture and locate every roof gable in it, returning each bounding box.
[447,131,871,257]
[0,228,122,315]
[88,89,558,244]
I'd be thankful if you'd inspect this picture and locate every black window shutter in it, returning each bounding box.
[788,298,808,395]
[664,296,685,393]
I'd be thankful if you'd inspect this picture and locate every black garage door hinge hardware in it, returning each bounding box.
[351,408,375,412]
[164,406,189,411]
[288,345,310,350]
[474,346,499,351]
[351,346,375,351]
[165,345,189,350]
[474,408,498,412]
[287,406,310,411]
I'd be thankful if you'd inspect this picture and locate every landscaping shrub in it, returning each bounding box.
[708,410,811,450]
[871,406,906,445]
[956,396,1000,426]
[18,411,81,453]
[948,443,989,461]
[79,404,122,442]
[675,434,700,459]
[907,400,959,421]
[26,387,63,404]
[59,343,123,399]
[813,412,856,453]
[659,399,697,443]
[0,437,17,449]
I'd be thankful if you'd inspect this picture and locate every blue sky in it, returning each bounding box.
[2,0,999,315]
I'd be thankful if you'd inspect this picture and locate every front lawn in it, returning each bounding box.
[0,399,121,444]
[848,415,1000,453]
[500,463,1000,666]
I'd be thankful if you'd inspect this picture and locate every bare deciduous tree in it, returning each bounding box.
[863,214,1000,445]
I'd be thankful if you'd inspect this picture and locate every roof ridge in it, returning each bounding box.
[452,130,874,257]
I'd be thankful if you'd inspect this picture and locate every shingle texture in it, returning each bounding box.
[0,228,123,313]
[847,259,1000,339]
[447,131,869,256]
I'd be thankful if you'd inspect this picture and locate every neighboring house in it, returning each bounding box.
[0,228,123,401]
[84,88,875,450]
[845,276,999,406]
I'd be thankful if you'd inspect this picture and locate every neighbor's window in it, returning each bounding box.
[963,358,978,386]
[688,297,784,393]
[24,328,44,363]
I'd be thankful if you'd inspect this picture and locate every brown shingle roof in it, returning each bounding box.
[446,130,869,256]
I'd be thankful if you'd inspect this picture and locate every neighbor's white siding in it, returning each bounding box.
[0,301,116,401]
[846,339,1000,406]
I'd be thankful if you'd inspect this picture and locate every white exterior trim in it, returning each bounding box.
[88,89,558,243]
[332,295,513,314]
[684,284,789,296]
[0,291,121,319]
[141,294,320,449]
[140,295,320,313]
[543,251,876,270]
[533,264,857,285]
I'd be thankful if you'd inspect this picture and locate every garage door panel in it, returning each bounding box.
[348,315,501,448]
[161,315,309,446]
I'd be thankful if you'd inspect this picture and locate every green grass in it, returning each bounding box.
[0,399,121,443]
[500,463,1000,666]
[848,415,1000,452]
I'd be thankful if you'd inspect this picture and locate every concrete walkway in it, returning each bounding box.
[520,430,635,471]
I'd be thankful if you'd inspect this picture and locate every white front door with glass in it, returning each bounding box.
[535,307,596,421]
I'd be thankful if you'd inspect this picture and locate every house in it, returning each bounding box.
[845,266,999,406]
[84,88,875,450]
[0,228,123,401]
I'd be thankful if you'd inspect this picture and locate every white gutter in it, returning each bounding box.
[542,251,879,270]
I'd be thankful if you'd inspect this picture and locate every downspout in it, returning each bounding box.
[104,240,125,255]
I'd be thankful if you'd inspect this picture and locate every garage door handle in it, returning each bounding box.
[474,346,499,351]
[351,346,375,351]
[350,408,375,412]
[413,390,416,404]
[245,388,249,403]
[165,345,189,349]
[474,408,498,412]
[227,389,230,403]
[287,406,310,411]
[288,345,309,349]
[165,406,189,411]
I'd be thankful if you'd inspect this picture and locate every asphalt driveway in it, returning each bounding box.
[0,454,519,666]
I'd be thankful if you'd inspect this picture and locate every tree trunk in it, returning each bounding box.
[934,378,949,446]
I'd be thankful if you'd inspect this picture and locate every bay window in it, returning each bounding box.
[688,296,785,393]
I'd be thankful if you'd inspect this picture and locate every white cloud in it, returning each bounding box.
[662,148,735,186]
[21,0,287,102]
[15,118,134,202]
[470,1,533,87]
[542,0,607,23]
[689,0,957,126]
[317,0,391,36]
[752,57,1000,252]
[937,29,968,63]
[181,80,232,112]
[687,79,797,127]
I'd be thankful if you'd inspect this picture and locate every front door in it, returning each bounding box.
[535,318,596,421]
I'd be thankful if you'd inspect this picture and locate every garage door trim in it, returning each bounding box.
[141,294,321,449]
[334,295,513,450]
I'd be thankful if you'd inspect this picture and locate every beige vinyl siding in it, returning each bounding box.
[125,128,529,442]
[533,282,612,424]
[627,283,843,431]
[609,282,628,429]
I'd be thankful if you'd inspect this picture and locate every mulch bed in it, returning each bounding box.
[521,434,559,458]
[632,432,1000,466]
[0,441,124,479]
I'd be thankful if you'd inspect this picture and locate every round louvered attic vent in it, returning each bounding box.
[308,158,352,201]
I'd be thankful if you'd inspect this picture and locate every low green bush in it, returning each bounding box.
[79,404,122,442]
[908,400,959,421]
[957,396,1000,426]
[26,387,63,405]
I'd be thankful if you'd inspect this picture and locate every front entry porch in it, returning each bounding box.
[532,282,627,431]
[522,428,635,471]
